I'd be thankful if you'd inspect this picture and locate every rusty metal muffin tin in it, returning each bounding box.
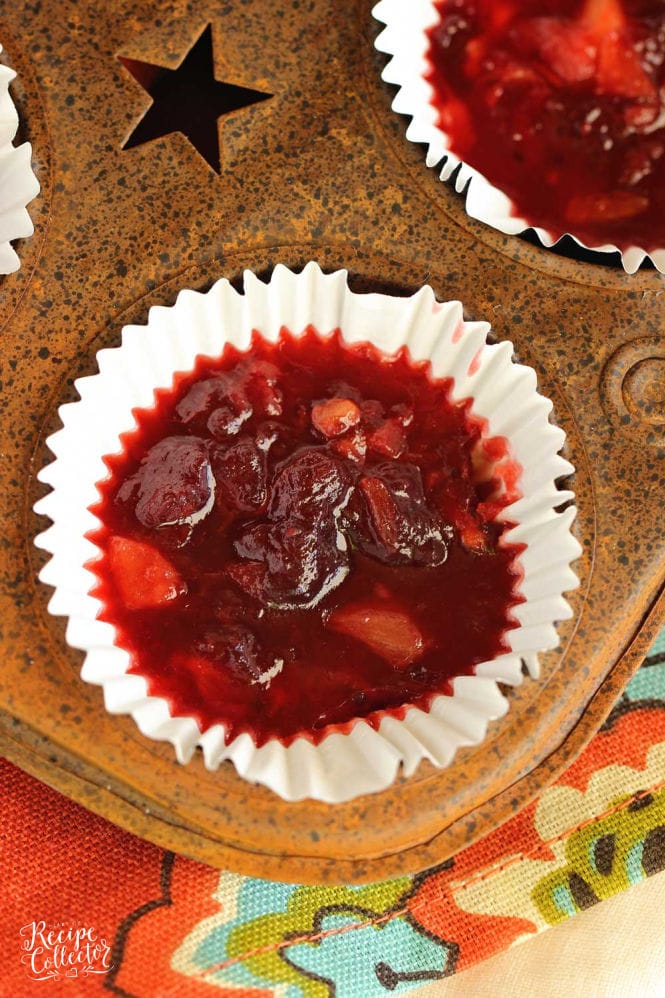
[1,1,664,884]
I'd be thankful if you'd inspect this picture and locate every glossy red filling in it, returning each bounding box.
[89,328,524,746]
[426,0,665,250]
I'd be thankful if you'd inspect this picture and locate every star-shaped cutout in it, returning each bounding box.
[119,25,272,173]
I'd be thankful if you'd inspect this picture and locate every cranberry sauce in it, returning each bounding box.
[426,0,665,250]
[89,328,524,746]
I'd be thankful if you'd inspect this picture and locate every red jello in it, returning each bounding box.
[426,0,665,251]
[89,329,524,746]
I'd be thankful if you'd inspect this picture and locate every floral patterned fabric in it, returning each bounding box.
[3,629,665,996]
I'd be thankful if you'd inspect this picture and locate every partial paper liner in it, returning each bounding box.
[0,44,39,275]
[34,262,581,802]
[373,0,665,275]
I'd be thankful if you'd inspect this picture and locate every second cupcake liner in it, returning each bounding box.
[0,43,39,275]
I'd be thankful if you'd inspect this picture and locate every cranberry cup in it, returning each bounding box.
[34,263,580,802]
[373,0,665,274]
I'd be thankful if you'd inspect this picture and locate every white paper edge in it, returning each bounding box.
[34,262,582,802]
[0,43,40,275]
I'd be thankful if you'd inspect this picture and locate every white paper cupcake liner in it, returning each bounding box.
[34,261,581,802]
[373,0,665,275]
[0,44,39,275]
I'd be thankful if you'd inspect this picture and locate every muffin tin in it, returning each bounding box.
[1,1,664,883]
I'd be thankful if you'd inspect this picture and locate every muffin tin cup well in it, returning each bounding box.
[34,261,580,803]
[372,0,665,275]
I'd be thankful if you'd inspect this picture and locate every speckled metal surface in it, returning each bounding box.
[0,0,664,883]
